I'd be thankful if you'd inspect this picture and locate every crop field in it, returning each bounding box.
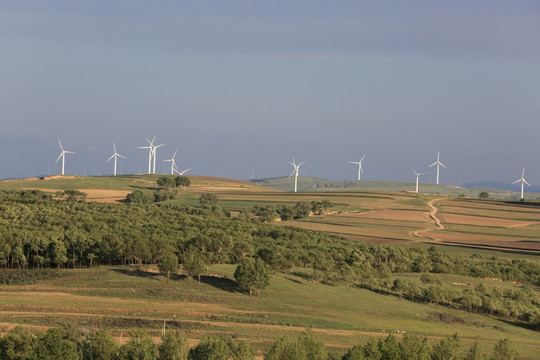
[1,266,539,358]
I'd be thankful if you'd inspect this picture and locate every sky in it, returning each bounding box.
[1,1,540,185]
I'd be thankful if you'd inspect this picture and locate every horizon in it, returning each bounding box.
[2,2,539,185]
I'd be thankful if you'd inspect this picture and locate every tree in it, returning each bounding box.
[431,333,460,360]
[116,330,158,360]
[234,258,271,296]
[490,338,518,360]
[157,176,176,189]
[183,254,207,282]
[341,345,366,360]
[28,328,79,360]
[265,336,307,360]
[159,331,189,360]
[126,190,152,205]
[297,329,328,360]
[82,329,118,360]
[379,334,400,360]
[0,326,33,360]
[464,340,485,360]
[199,193,218,206]
[158,251,179,282]
[226,337,254,360]
[479,192,489,200]
[400,334,430,360]
[175,176,191,189]
[189,336,229,360]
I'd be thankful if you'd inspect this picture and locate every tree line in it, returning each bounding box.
[0,190,539,327]
[0,325,521,360]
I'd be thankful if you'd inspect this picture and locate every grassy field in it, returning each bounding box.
[1,265,539,358]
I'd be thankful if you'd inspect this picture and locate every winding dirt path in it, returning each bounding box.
[412,198,445,240]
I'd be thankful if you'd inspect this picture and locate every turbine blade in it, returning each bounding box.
[107,154,115,162]
[511,179,521,185]
[55,153,63,163]
[360,154,366,162]
[429,162,437,167]
[439,162,447,168]
[288,170,295,178]
[118,154,126,159]
[524,179,531,187]
[298,161,305,167]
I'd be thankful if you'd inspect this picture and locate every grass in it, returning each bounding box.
[0,266,539,358]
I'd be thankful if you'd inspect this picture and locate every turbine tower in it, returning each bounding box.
[429,151,446,185]
[107,142,125,176]
[138,136,154,174]
[412,169,427,194]
[163,150,178,175]
[512,167,530,200]
[152,141,165,174]
[288,158,305,193]
[349,154,366,181]
[55,139,74,176]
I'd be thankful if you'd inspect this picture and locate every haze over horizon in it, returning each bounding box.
[2,1,540,185]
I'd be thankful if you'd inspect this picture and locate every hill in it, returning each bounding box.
[251,177,540,200]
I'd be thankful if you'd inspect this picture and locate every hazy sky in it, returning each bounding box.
[2,1,540,185]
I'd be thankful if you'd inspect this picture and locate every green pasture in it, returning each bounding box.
[1,266,539,358]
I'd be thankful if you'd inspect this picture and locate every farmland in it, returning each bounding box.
[0,175,539,358]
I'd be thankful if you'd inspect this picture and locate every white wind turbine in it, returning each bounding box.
[288,158,305,193]
[55,139,74,176]
[138,136,154,174]
[149,137,165,174]
[107,142,125,176]
[512,167,531,200]
[429,151,446,185]
[175,168,190,175]
[163,150,178,175]
[349,154,366,181]
[412,169,427,194]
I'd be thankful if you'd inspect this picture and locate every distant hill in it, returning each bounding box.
[251,177,540,200]
[463,181,540,193]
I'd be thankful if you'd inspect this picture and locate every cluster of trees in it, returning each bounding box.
[251,200,334,221]
[0,326,520,360]
[0,190,539,325]
[126,176,190,204]
[0,326,252,360]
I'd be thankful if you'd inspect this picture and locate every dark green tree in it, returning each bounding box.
[464,340,485,360]
[116,330,158,360]
[265,336,307,360]
[157,176,176,189]
[28,328,78,360]
[82,329,117,360]
[490,338,518,360]
[158,251,179,282]
[199,193,218,206]
[234,258,271,296]
[431,333,460,360]
[189,336,229,360]
[158,331,189,360]
[0,326,33,360]
[175,176,191,189]
[183,254,207,282]
[479,192,489,200]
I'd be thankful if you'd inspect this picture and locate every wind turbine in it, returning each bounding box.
[138,136,154,174]
[55,139,74,176]
[349,154,366,181]
[163,150,178,175]
[175,168,190,175]
[429,151,446,185]
[288,158,305,193]
[512,167,531,200]
[148,137,165,174]
[412,169,427,194]
[107,142,125,176]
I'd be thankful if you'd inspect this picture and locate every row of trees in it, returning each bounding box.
[126,176,191,204]
[0,326,520,360]
[251,200,334,222]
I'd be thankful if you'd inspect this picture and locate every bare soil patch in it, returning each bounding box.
[354,209,430,222]
[439,213,537,228]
